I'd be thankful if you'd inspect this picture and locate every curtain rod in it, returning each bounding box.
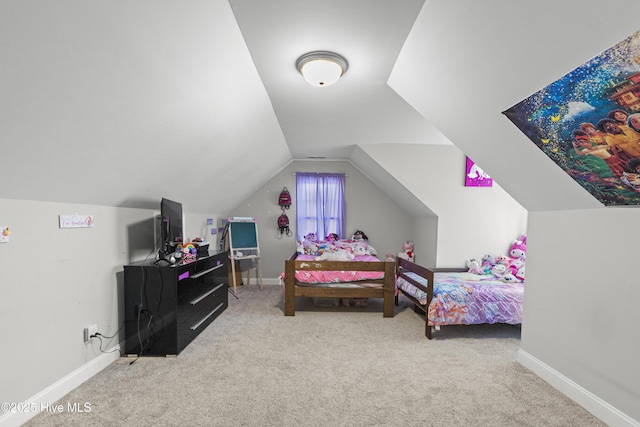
[292,172,348,176]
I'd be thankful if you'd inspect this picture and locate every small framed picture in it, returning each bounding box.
[465,157,493,187]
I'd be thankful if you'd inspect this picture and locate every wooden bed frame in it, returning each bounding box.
[394,257,466,339]
[284,252,395,317]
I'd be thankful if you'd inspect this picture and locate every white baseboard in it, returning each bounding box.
[0,345,121,427]
[516,349,639,427]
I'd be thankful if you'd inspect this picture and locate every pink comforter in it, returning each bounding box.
[289,254,385,284]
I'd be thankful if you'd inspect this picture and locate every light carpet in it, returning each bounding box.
[25,285,604,427]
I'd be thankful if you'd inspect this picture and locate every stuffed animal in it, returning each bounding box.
[495,254,514,266]
[481,254,496,274]
[509,235,527,260]
[352,242,370,257]
[301,239,318,255]
[397,241,414,262]
[466,259,484,275]
[508,258,525,276]
[352,230,368,241]
[500,272,521,283]
[315,250,355,261]
[491,264,507,277]
[385,253,396,262]
[326,233,339,242]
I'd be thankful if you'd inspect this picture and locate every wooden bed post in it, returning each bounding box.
[394,259,400,306]
[284,255,296,316]
[424,267,434,339]
[383,260,395,317]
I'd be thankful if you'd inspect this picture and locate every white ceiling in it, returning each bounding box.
[2,0,640,214]
[230,0,443,159]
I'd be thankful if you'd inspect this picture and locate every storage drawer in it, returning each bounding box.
[124,251,228,356]
[176,283,227,350]
[178,283,227,329]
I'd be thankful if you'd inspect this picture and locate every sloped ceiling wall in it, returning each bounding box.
[4,0,640,214]
[390,0,640,211]
[0,0,290,214]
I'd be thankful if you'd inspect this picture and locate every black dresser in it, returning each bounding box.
[123,251,228,356]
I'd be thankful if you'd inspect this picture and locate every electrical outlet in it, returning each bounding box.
[84,324,98,342]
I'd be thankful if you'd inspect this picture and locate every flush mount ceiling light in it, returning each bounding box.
[296,51,348,87]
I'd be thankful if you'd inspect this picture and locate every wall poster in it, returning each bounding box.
[503,29,640,206]
[465,157,493,187]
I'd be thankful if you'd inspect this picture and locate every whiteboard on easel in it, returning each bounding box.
[228,218,259,250]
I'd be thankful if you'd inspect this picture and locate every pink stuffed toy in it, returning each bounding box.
[509,235,527,260]
[326,233,339,242]
[495,254,514,266]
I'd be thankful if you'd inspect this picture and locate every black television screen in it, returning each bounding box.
[160,198,183,256]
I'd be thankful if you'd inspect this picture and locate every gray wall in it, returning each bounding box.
[0,197,224,426]
[521,209,640,423]
[0,199,147,414]
[359,144,528,266]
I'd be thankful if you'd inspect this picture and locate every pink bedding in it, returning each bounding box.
[289,254,385,284]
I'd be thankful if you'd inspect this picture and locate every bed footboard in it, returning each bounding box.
[395,258,466,339]
[284,252,395,317]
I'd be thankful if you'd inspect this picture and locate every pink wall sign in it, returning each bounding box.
[465,157,493,187]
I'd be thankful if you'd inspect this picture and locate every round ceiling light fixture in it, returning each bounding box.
[296,51,348,87]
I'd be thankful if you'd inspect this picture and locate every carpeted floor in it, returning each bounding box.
[25,285,605,426]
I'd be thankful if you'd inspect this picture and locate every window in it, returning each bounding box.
[295,172,345,241]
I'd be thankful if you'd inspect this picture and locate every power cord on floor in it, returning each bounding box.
[86,322,125,355]
[90,333,122,355]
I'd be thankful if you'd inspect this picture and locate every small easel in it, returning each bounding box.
[224,217,263,296]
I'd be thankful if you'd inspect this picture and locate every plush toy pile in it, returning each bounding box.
[297,232,378,261]
[466,235,527,283]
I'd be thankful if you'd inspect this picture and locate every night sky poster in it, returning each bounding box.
[503,29,640,206]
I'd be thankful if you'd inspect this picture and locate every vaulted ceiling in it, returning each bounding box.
[2,0,639,214]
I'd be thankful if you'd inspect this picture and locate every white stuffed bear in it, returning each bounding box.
[397,241,414,262]
[315,250,355,262]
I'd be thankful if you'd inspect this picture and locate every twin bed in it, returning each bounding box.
[283,252,395,317]
[394,257,524,339]
[282,242,524,339]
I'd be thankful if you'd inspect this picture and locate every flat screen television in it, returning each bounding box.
[160,198,183,257]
